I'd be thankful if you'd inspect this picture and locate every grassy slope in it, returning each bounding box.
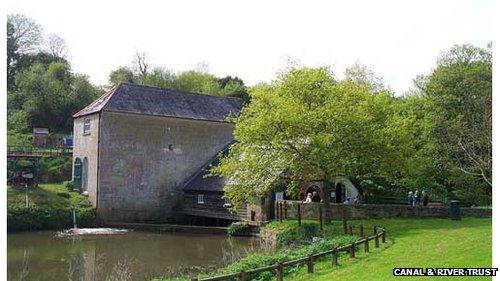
[7,183,88,209]
[287,217,491,281]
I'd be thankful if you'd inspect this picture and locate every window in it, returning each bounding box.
[197,194,205,204]
[83,118,91,135]
[223,197,232,207]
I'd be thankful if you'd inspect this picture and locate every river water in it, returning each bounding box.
[8,230,259,281]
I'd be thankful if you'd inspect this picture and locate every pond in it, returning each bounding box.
[8,230,260,281]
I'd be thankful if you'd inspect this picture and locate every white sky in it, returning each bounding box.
[6,0,494,95]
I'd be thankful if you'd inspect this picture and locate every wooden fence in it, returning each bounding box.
[192,220,387,280]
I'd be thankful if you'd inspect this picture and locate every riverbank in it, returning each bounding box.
[154,217,491,281]
[154,220,361,281]
[7,183,95,231]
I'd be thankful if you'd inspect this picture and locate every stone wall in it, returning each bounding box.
[73,113,100,206]
[278,201,491,220]
[96,111,235,222]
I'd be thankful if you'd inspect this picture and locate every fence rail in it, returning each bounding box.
[7,146,72,158]
[192,224,387,281]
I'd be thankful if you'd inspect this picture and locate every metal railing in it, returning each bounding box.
[7,146,72,158]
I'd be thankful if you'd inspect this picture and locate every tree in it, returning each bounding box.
[109,67,136,85]
[7,14,43,90]
[212,67,414,209]
[425,44,492,189]
[10,62,100,133]
[46,34,68,59]
[133,51,150,79]
[344,62,387,93]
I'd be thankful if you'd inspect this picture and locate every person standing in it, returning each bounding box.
[414,190,420,206]
[407,191,414,208]
[422,190,429,206]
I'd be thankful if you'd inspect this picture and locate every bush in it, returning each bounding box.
[7,205,95,231]
[64,180,74,191]
[227,221,252,236]
[38,156,72,183]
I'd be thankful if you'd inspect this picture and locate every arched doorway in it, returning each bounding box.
[73,158,82,190]
[82,157,89,191]
[335,182,346,203]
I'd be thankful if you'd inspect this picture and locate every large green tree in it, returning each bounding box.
[422,44,492,203]
[212,67,415,208]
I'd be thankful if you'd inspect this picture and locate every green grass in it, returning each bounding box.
[287,217,491,281]
[7,183,95,231]
[7,183,88,209]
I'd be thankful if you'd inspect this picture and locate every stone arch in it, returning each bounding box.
[331,176,359,203]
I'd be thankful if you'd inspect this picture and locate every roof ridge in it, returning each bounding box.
[119,82,243,102]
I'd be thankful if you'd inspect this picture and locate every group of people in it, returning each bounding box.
[407,190,429,207]
[304,191,322,203]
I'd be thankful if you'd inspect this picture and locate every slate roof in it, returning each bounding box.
[73,83,244,122]
[182,143,232,192]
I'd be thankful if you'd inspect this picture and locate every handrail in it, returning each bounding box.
[192,226,387,281]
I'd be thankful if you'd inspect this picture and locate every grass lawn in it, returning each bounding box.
[287,217,491,281]
[7,183,88,209]
[7,183,95,231]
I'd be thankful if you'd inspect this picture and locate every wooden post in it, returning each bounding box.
[375,234,380,248]
[382,230,386,243]
[307,255,314,273]
[319,205,323,231]
[360,224,364,237]
[237,270,246,281]
[373,225,377,236]
[349,243,355,258]
[276,262,284,281]
[279,202,283,223]
[275,201,279,220]
[332,247,338,265]
[364,238,369,252]
[283,201,287,219]
[349,225,353,235]
[297,203,302,226]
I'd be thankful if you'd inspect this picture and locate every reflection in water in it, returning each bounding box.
[8,231,259,281]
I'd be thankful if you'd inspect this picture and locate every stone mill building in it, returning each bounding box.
[72,83,244,223]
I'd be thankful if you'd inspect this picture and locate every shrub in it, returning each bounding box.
[56,192,71,199]
[64,180,75,191]
[7,205,95,231]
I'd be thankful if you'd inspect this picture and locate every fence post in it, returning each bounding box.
[237,270,246,281]
[319,205,323,231]
[349,225,353,235]
[342,208,348,234]
[360,224,364,237]
[375,234,380,248]
[349,243,356,258]
[382,229,386,243]
[275,201,279,220]
[373,225,377,236]
[297,203,302,226]
[332,247,338,265]
[279,202,283,223]
[307,255,314,273]
[276,262,284,281]
[284,201,287,219]
[364,238,369,252]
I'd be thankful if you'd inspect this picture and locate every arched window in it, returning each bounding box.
[82,157,89,191]
[73,158,82,190]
